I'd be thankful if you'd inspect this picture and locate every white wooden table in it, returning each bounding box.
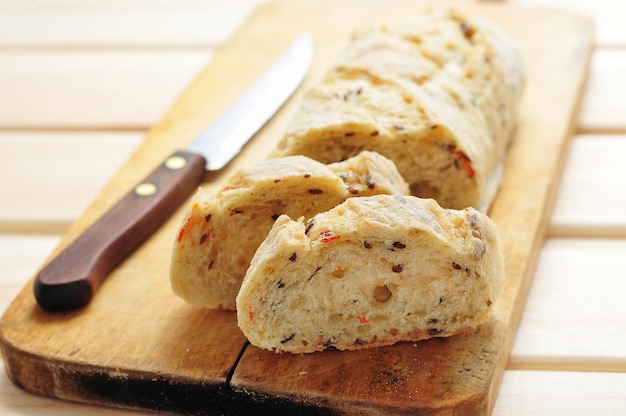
[1,0,625,414]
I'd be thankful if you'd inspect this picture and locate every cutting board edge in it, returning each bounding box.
[0,337,246,415]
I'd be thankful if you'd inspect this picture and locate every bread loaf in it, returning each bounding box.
[170,151,409,310]
[236,194,504,353]
[272,7,524,210]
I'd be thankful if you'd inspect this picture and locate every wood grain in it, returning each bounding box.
[3,358,625,416]
[0,1,593,415]
[0,360,141,416]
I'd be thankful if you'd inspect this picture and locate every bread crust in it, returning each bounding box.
[170,152,409,310]
[272,7,524,210]
[236,194,505,353]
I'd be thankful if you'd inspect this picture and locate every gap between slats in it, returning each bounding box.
[0,47,624,130]
[0,234,61,321]
[548,135,626,237]
[508,238,626,372]
[3,133,623,235]
[492,370,626,416]
[0,132,143,233]
[0,50,212,130]
[577,49,626,134]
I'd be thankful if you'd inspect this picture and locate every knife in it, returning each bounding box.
[33,33,313,312]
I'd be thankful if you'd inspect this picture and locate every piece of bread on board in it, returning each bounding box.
[271,7,524,210]
[236,194,504,353]
[170,151,409,310]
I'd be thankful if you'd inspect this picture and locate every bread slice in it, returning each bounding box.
[236,194,504,353]
[170,151,409,310]
[271,7,524,210]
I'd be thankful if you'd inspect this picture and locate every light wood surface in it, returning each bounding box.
[578,50,626,133]
[549,135,626,237]
[0,132,142,232]
[510,238,626,371]
[1,0,625,415]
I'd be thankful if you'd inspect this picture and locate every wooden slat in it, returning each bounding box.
[549,135,626,237]
[0,51,210,129]
[492,370,626,416]
[510,0,626,46]
[0,235,60,324]
[1,16,623,133]
[1,0,624,48]
[1,45,621,132]
[578,49,626,133]
[0,0,266,48]
[509,238,626,371]
[0,132,142,232]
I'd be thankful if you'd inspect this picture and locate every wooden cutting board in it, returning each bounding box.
[0,0,593,414]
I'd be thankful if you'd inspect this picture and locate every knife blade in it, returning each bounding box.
[34,33,313,312]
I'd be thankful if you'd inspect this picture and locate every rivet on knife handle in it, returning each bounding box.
[33,150,206,311]
[33,33,313,312]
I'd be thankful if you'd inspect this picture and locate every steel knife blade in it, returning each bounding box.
[34,33,313,312]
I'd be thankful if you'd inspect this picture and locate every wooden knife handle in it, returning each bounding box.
[33,150,207,312]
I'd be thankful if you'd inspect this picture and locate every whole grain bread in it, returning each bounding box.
[236,194,505,353]
[170,151,409,310]
[271,7,524,210]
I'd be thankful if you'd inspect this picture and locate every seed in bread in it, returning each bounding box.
[236,194,504,353]
[170,151,409,310]
[271,7,524,210]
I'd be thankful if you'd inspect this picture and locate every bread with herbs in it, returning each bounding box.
[271,7,524,210]
[236,194,504,353]
[170,151,409,310]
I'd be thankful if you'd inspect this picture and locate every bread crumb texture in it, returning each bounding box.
[170,152,409,310]
[272,7,524,210]
[236,194,505,353]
